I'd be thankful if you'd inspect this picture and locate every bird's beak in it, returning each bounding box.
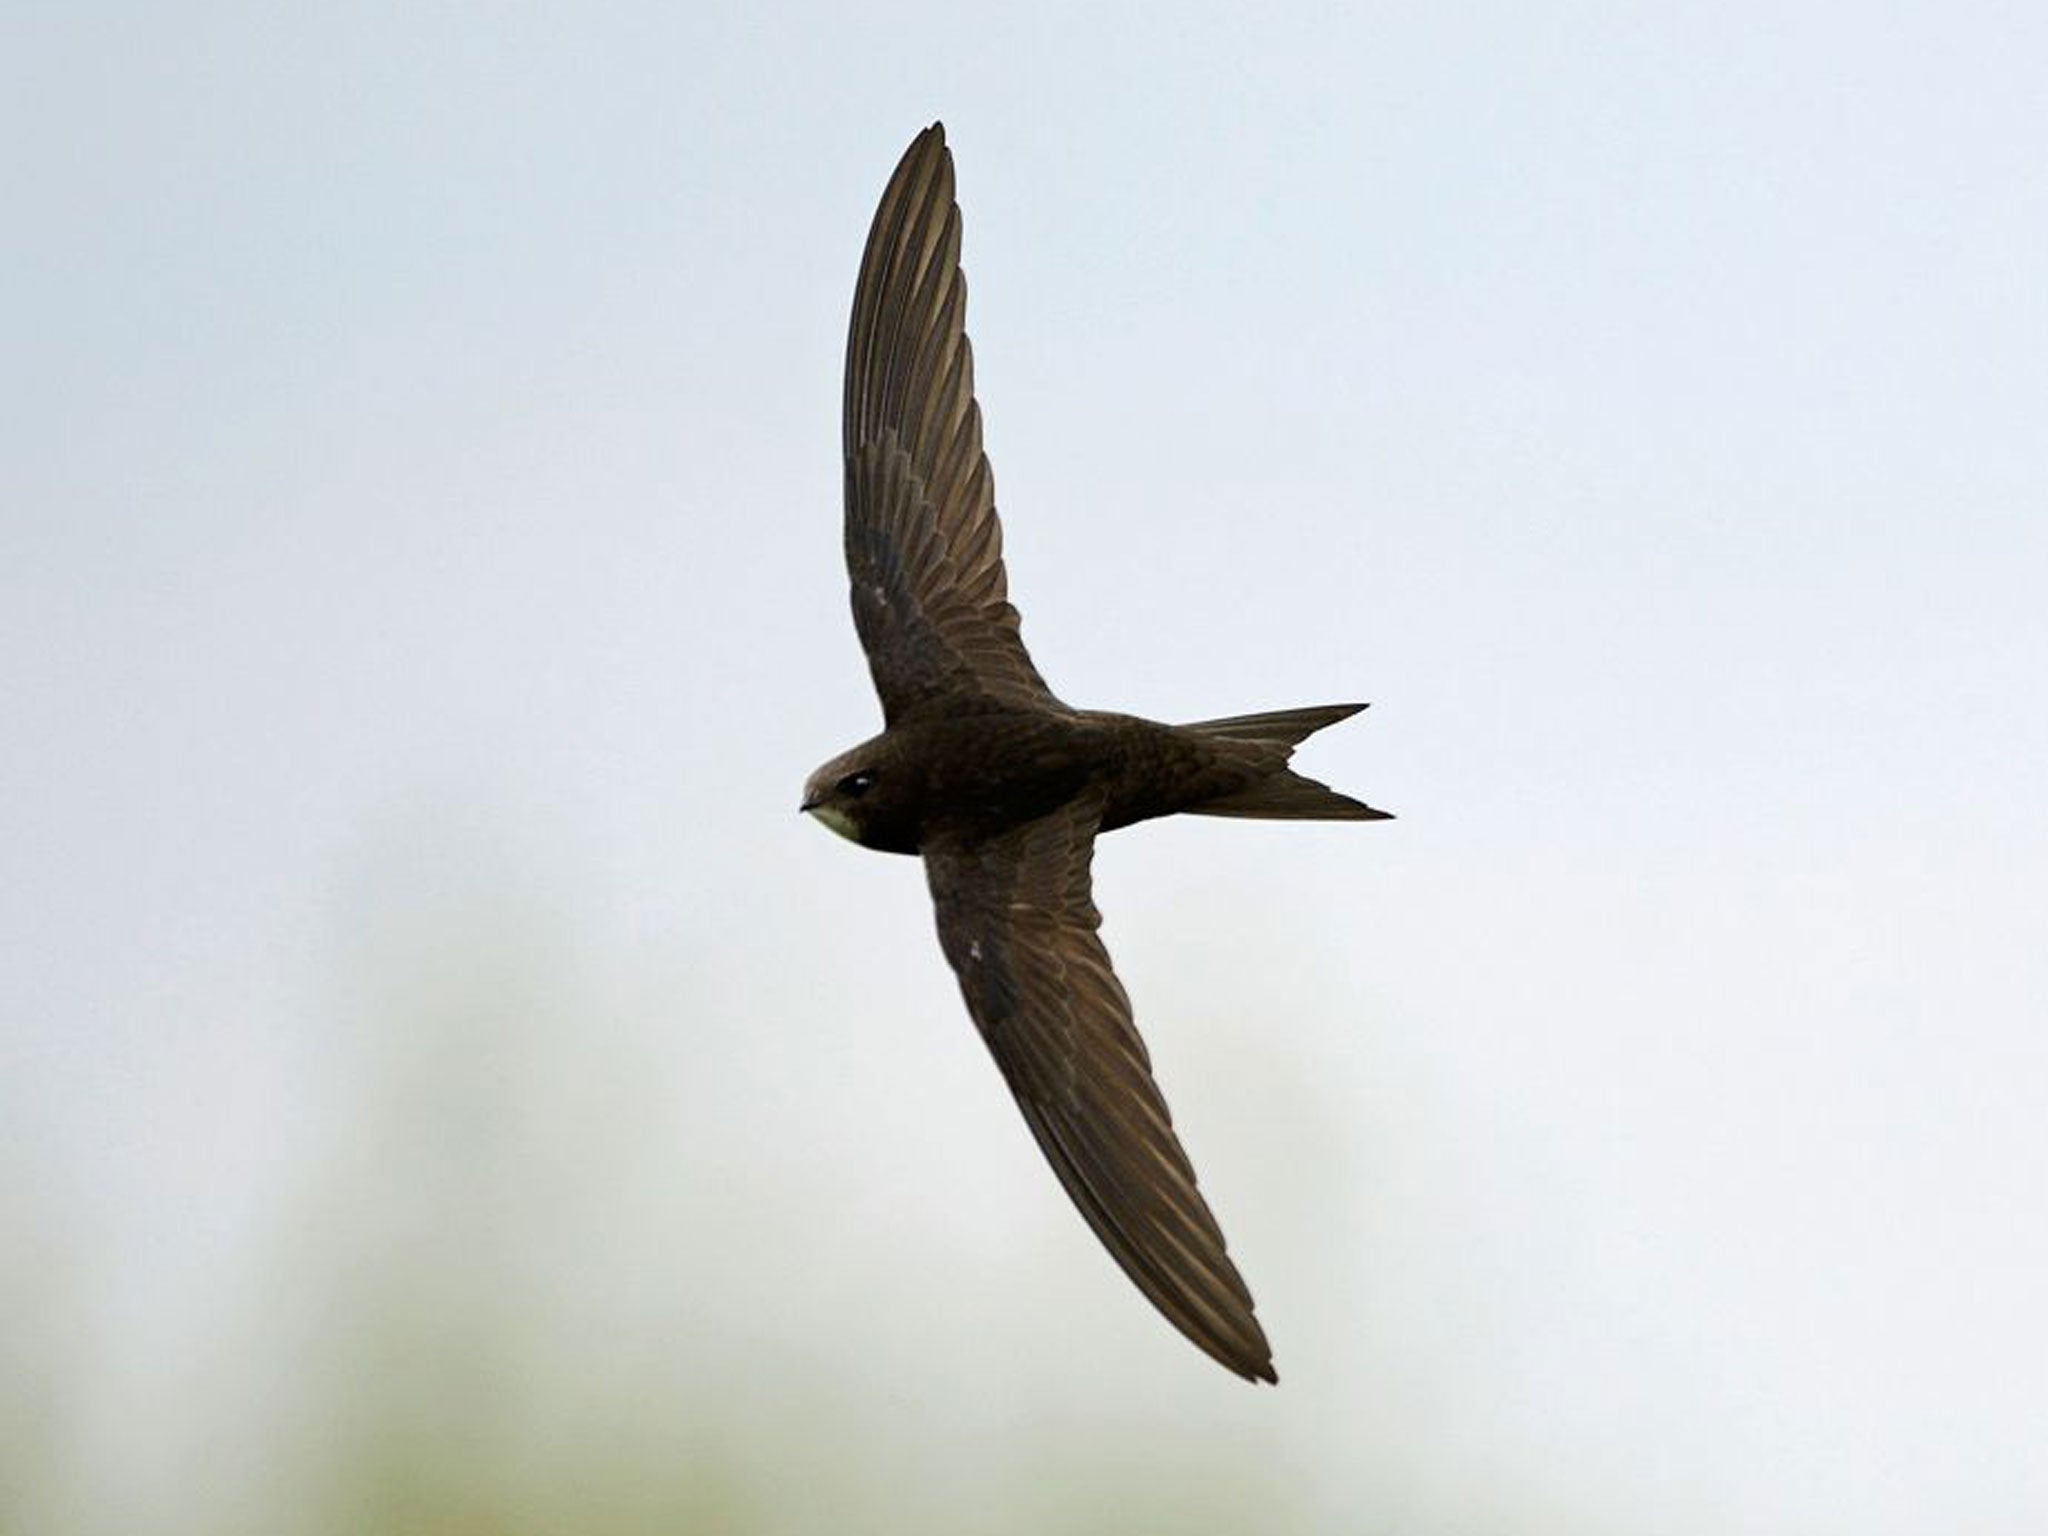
[799,794,821,814]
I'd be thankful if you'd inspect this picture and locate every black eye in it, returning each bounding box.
[837,770,877,798]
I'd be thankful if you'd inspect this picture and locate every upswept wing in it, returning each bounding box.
[844,123,1054,725]
[923,794,1277,1382]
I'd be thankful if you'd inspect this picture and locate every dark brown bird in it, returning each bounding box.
[803,123,1391,1384]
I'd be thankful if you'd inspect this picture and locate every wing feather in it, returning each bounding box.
[923,796,1277,1383]
[843,124,1055,723]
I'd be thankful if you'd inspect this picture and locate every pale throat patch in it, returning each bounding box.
[808,804,862,843]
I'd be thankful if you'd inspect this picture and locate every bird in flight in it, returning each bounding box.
[803,123,1391,1384]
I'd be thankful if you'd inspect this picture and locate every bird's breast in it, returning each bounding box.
[893,711,1105,842]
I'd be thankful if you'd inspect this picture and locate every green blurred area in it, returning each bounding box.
[3,866,1326,1536]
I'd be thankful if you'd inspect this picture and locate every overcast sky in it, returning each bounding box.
[7,3,2047,1532]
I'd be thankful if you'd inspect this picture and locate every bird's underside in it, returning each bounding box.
[808,122,1391,1384]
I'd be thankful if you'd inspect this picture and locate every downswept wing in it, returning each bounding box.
[844,123,1055,725]
[923,794,1277,1382]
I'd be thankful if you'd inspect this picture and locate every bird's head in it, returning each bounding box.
[801,742,891,847]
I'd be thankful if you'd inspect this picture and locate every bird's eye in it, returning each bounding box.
[837,770,877,798]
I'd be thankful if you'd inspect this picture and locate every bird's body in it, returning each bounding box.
[806,702,1377,855]
[804,123,1391,1384]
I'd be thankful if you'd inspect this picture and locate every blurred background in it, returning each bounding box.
[7,2,2047,1531]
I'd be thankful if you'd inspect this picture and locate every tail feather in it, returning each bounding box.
[1181,702,1367,747]
[1181,702,1392,822]
[1187,772,1391,821]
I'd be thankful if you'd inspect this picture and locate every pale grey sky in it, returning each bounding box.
[7,3,2047,1532]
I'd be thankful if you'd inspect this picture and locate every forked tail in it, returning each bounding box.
[1181,703,1393,821]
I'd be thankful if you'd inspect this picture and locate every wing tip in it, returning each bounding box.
[1210,1328,1280,1385]
[1232,1349,1280,1386]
